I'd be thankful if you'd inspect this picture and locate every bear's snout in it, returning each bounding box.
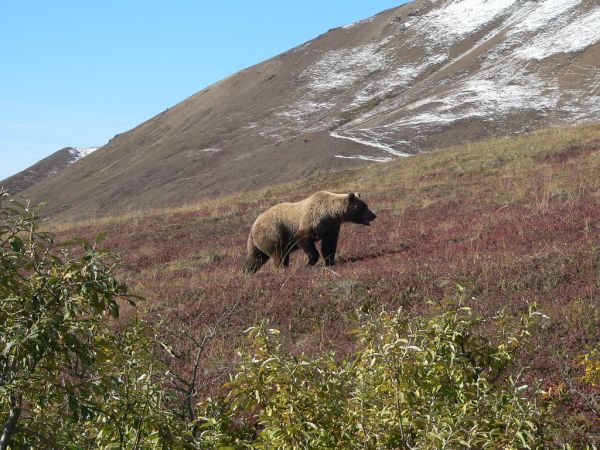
[362,210,377,226]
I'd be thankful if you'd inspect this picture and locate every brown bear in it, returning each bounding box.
[245,191,377,273]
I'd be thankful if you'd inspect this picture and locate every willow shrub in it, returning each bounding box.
[199,305,558,449]
[0,192,196,449]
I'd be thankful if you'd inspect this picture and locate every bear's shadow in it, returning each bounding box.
[337,244,411,264]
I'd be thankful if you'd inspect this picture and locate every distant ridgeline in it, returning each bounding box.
[1,147,98,194]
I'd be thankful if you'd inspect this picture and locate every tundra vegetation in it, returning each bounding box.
[2,123,600,447]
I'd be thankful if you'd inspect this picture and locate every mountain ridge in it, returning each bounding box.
[1,147,99,195]
[16,0,600,218]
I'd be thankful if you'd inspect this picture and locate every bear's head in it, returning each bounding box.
[345,192,377,226]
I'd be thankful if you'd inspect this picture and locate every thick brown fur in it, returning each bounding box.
[245,191,376,273]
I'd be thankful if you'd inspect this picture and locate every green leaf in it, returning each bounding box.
[515,431,528,447]
[9,236,24,253]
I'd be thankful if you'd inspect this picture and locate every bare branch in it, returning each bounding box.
[167,298,242,422]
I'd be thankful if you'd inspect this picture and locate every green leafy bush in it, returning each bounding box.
[0,193,195,449]
[199,306,557,449]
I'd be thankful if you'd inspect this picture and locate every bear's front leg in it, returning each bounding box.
[320,224,340,267]
[298,236,320,266]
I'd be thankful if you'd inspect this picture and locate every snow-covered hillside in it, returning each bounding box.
[259,0,600,161]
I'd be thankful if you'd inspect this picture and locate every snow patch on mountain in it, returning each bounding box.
[516,6,600,60]
[303,40,391,93]
[267,32,447,141]
[420,0,516,37]
[399,69,559,127]
[270,99,336,138]
[335,154,392,162]
[509,0,581,35]
[69,147,99,163]
[351,53,449,108]
[331,130,410,160]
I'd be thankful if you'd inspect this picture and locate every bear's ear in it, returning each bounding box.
[355,192,361,198]
[348,192,355,202]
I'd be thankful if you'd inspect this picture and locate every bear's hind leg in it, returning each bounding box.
[271,246,292,268]
[271,252,285,268]
[271,237,297,269]
[245,237,270,273]
[282,240,299,267]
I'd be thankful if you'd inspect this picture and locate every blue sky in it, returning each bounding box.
[0,1,407,180]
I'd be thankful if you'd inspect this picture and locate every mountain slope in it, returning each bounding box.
[1,147,98,195]
[23,0,600,218]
